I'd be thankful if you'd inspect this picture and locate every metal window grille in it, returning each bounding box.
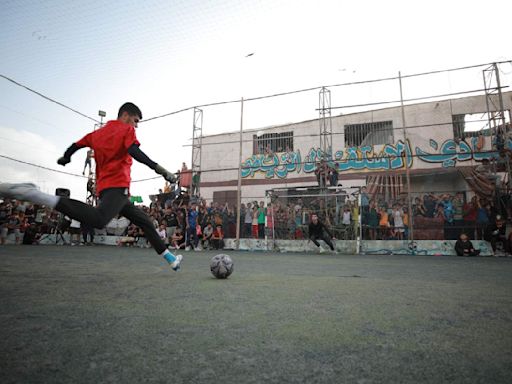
[253,131,294,155]
[344,121,393,147]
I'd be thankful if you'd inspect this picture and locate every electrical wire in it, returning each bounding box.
[142,60,512,123]
[0,154,87,178]
[0,74,100,123]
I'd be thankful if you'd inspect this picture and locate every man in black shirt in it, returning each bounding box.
[308,213,335,253]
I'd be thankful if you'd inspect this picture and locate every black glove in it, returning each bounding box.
[155,164,176,183]
[57,156,71,166]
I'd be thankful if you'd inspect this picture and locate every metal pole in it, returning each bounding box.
[398,71,414,242]
[235,97,244,250]
[357,191,362,255]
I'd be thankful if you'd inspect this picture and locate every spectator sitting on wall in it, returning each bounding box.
[308,213,335,253]
[211,224,224,250]
[485,215,508,254]
[455,233,480,257]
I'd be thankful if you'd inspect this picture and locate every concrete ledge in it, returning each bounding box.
[1,234,495,256]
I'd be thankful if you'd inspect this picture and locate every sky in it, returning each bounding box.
[1,0,511,202]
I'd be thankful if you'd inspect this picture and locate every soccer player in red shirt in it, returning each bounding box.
[0,102,182,271]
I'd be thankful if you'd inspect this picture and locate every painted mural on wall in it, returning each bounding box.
[241,136,505,179]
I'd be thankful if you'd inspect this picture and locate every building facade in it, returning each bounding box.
[198,92,512,203]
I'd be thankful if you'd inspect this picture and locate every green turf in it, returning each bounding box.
[1,246,511,383]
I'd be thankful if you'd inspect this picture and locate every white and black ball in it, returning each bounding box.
[210,254,234,279]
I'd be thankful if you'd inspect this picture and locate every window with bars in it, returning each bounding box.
[452,112,509,140]
[344,121,393,147]
[253,132,294,155]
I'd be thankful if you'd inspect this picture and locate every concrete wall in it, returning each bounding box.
[3,234,494,256]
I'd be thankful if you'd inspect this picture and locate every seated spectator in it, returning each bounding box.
[211,224,225,250]
[171,227,186,250]
[7,213,21,245]
[202,223,214,250]
[157,224,168,245]
[485,215,508,254]
[22,223,41,245]
[454,233,480,256]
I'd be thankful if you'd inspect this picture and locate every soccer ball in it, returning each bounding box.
[210,254,234,279]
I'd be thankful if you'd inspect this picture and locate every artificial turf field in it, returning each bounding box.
[1,246,511,384]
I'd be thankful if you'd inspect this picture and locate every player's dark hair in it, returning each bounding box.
[118,102,142,120]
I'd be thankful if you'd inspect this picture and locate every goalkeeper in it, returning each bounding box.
[0,102,182,271]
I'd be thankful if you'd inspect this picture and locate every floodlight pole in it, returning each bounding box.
[235,97,244,250]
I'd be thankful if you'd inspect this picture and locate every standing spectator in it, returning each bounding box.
[412,197,426,217]
[367,200,379,240]
[441,195,455,240]
[341,206,352,227]
[192,171,200,196]
[164,206,178,240]
[476,199,490,240]
[329,166,339,187]
[315,160,328,188]
[424,194,436,218]
[251,204,259,239]
[453,192,465,236]
[211,224,224,250]
[391,204,404,240]
[257,201,266,239]
[7,213,21,245]
[463,196,478,239]
[244,202,253,238]
[186,203,199,250]
[378,207,390,240]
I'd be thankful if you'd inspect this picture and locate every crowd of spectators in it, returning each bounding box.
[2,165,511,256]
